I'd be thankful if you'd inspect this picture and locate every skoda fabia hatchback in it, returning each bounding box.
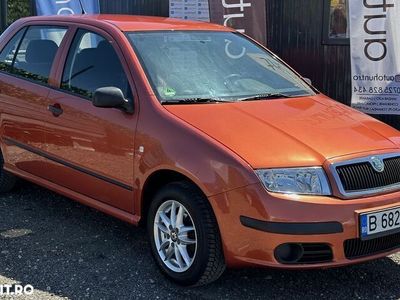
[1,15,400,286]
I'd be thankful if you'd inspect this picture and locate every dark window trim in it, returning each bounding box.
[12,36,24,66]
[55,84,92,101]
[0,27,26,73]
[0,70,130,117]
[322,0,350,46]
[0,69,55,89]
[9,27,27,68]
[8,25,68,85]
[60,28,94,99]
[60,28,133,103]
[0,65,91,97]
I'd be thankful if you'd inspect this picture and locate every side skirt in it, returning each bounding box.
[4,163,141,226]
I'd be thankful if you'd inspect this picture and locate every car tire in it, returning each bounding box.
[147,181,225,286]
[0,152,16,193]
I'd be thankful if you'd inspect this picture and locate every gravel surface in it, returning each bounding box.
[1,181,400,300]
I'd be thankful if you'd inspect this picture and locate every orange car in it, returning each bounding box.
[0,15,400,286]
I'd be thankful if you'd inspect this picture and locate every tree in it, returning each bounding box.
[7,0,31,25]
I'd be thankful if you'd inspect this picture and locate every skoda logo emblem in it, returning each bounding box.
[370,157,385,173]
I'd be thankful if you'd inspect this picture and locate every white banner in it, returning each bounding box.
[169,0,210,22]
[350,0,400,115]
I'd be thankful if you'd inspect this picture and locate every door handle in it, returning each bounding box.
[48,104,63,117]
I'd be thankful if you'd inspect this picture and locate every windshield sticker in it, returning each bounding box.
[163,87,177,97]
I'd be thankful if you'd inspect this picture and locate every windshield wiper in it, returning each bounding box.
[237,93,295,102]
[162,97,232,104]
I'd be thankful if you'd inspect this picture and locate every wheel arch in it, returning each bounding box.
[140,169,207,225]
[139,169,207,226]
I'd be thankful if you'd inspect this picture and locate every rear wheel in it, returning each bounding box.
[0,152,16,193]
[147,181,225,286]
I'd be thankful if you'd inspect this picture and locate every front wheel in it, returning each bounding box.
[147,181,225,286]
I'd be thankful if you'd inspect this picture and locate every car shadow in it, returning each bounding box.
[1,181,400,299]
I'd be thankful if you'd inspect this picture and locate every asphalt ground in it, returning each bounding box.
[1,180,400,299]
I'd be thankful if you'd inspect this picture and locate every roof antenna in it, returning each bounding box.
[77,0,87,14]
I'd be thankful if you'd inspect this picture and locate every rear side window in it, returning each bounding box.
[12,26,67,84]
[0,29,25,73]
[61,29,130,99]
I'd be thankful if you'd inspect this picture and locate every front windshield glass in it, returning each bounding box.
[127,31,315,103]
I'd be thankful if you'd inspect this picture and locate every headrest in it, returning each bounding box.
[96,40,114,57]
[74,48,97,70]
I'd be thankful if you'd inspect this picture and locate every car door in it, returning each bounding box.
[43,27,137,213]
[0,25,68,178]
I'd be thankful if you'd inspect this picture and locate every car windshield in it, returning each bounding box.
[127,31,315,103]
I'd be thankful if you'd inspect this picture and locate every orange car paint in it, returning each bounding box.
[0,15,399,269]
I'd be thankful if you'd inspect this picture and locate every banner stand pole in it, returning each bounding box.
[30,0,37,16]
[0,0,7,33]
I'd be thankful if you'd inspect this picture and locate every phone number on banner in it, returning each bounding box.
[354,86,400,94]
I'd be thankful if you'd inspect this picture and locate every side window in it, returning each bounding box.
[12,26,67,84]
[0,29,25,72]
[61,29,130,99]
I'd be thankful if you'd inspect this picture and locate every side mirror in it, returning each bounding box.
[93,87,133,113]
[303,77,312,85]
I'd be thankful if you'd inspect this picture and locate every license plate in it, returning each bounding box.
[360,206,400,240]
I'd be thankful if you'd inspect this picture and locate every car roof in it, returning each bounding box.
[21,14,233,32]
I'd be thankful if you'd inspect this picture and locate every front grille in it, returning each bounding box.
[344,232,400,259]
[336,156,400,193]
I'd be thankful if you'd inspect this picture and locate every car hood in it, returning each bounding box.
[164,95,400,168]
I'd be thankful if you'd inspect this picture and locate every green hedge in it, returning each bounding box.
[8,0,31,25]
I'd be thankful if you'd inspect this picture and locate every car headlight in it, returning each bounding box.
[255,167,331,195]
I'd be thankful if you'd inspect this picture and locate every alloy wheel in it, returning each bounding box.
[153,200,198,273]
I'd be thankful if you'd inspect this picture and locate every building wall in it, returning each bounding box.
[100,0,168,17]
[266,0,351,103]
[265,0,399,129]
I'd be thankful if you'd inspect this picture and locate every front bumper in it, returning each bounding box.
[208,183,400,268]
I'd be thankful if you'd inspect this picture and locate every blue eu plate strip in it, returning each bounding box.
[360,214,368,237]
